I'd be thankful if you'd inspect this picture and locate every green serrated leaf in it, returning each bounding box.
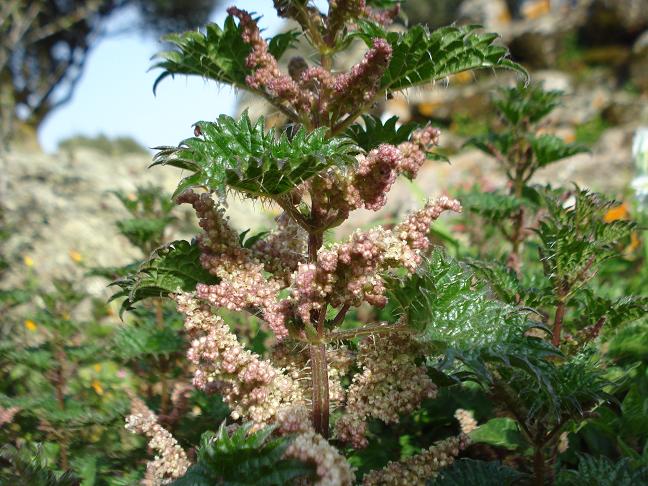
[151,16,300,93]
[494,82,563,125]
[113,320,184,361]
[116,217,173,249]
[459,190,525,221]
[463,133,514,159]
[267,30,300,60]
[0,444,80,485]
[529,134,589,168]
[153,111,359,198]
[170,422,314,486]
[607,323,648,362]
[110,240,218,315]
[345,115,418,150]
[536,188,637,286]
[387,249,558,386]
[152,17,252,93]
[431,458,526,486]
[467,259,524,306]
[354,21,528,92]
[555,455,648,486]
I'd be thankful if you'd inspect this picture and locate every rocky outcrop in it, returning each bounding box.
[0,148,271,296]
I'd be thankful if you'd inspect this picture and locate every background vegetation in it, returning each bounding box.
[1,0,647,484]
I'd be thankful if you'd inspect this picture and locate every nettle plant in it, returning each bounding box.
[0,185,229,484]
[0,277,132,482]
[460,84,647,349]
[456,85,648,484]
[104,2,620,485]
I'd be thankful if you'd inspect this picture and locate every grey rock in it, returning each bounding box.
[629,30,648,93]
[582,0,648,44]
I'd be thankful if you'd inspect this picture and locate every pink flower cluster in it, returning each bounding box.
[394,196,462,251]
[364,3,400,25]
[228,7,311,113]
[326,0,367,41]
[348,144,401,211]
[308,128,445,227]
[334,332,437,448]
[331,38,392,117]
[196,276,289,340]
[176,190,241,276]
[292,197,461,322]
[274,404,355,485]
[174,293,303,427]
[0,406,19,427]
[397,126,442,178]
[178,190,291,339]
[125,397,190,484]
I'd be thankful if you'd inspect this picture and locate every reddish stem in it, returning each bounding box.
[551,299,566,347]
[307,227,329,437]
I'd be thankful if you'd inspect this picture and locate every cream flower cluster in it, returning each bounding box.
[292,197,461,323]
[335,332,437,448]
[454,408,478,434]
[250,212,307,282]
[275,404,355,486]
[286,429,356,486]
[125,398,190,485]
[175,293,303,427]
[362,409,476,485]
[362,434,471,486]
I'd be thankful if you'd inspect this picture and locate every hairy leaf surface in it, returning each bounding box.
[530,134,588,168]
[556,455,648,486]
[345,115,418,150]
[153,111,359,198]
[355,21,528,92]
[152,16,299,93]
[388,250,557,383]
[494,83,562,125]
[459,190,524,220]
[431,458,526,485]
[171,422,313,485]
[110,240,218,315]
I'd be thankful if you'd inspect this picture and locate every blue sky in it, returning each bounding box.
[39,1,290,152]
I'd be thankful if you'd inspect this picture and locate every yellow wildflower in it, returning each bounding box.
[24,320,37,332]
[91,380,104,395]
[69,250,83,263]
[23,256,34,267]
[93,363,102,372]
